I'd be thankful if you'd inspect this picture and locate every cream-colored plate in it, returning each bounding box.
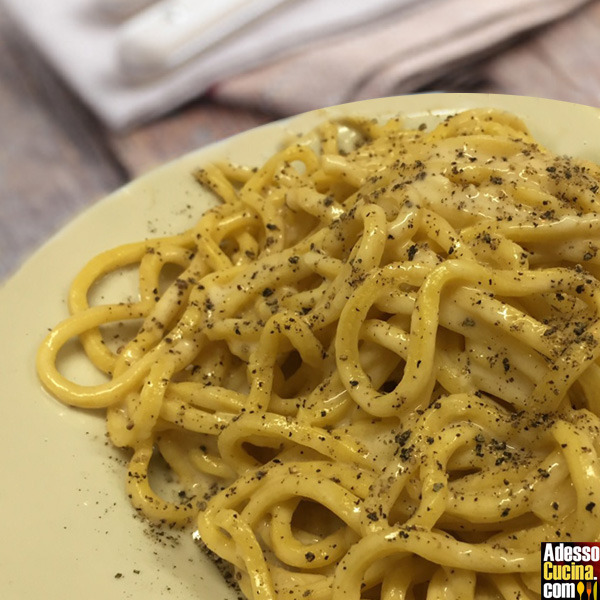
[1,94,599,599]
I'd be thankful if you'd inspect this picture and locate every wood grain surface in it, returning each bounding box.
[0,3,126,281]
[1,1,599,281]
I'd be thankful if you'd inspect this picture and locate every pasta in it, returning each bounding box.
[36,107,600,599]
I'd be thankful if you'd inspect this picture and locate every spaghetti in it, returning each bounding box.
[37,108,600,599]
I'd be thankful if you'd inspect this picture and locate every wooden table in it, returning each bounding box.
[1,1,600,282]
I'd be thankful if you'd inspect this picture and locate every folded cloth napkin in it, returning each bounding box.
[2,0,591,131]
[212,0,593,114]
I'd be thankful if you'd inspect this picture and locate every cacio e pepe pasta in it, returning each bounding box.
[37,108,600,599]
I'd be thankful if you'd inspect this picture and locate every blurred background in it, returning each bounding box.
[1,0,599,282]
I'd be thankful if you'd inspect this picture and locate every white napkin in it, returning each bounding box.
[2,0,591,131]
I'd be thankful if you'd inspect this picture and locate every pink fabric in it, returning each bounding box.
[213,0,591,114]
